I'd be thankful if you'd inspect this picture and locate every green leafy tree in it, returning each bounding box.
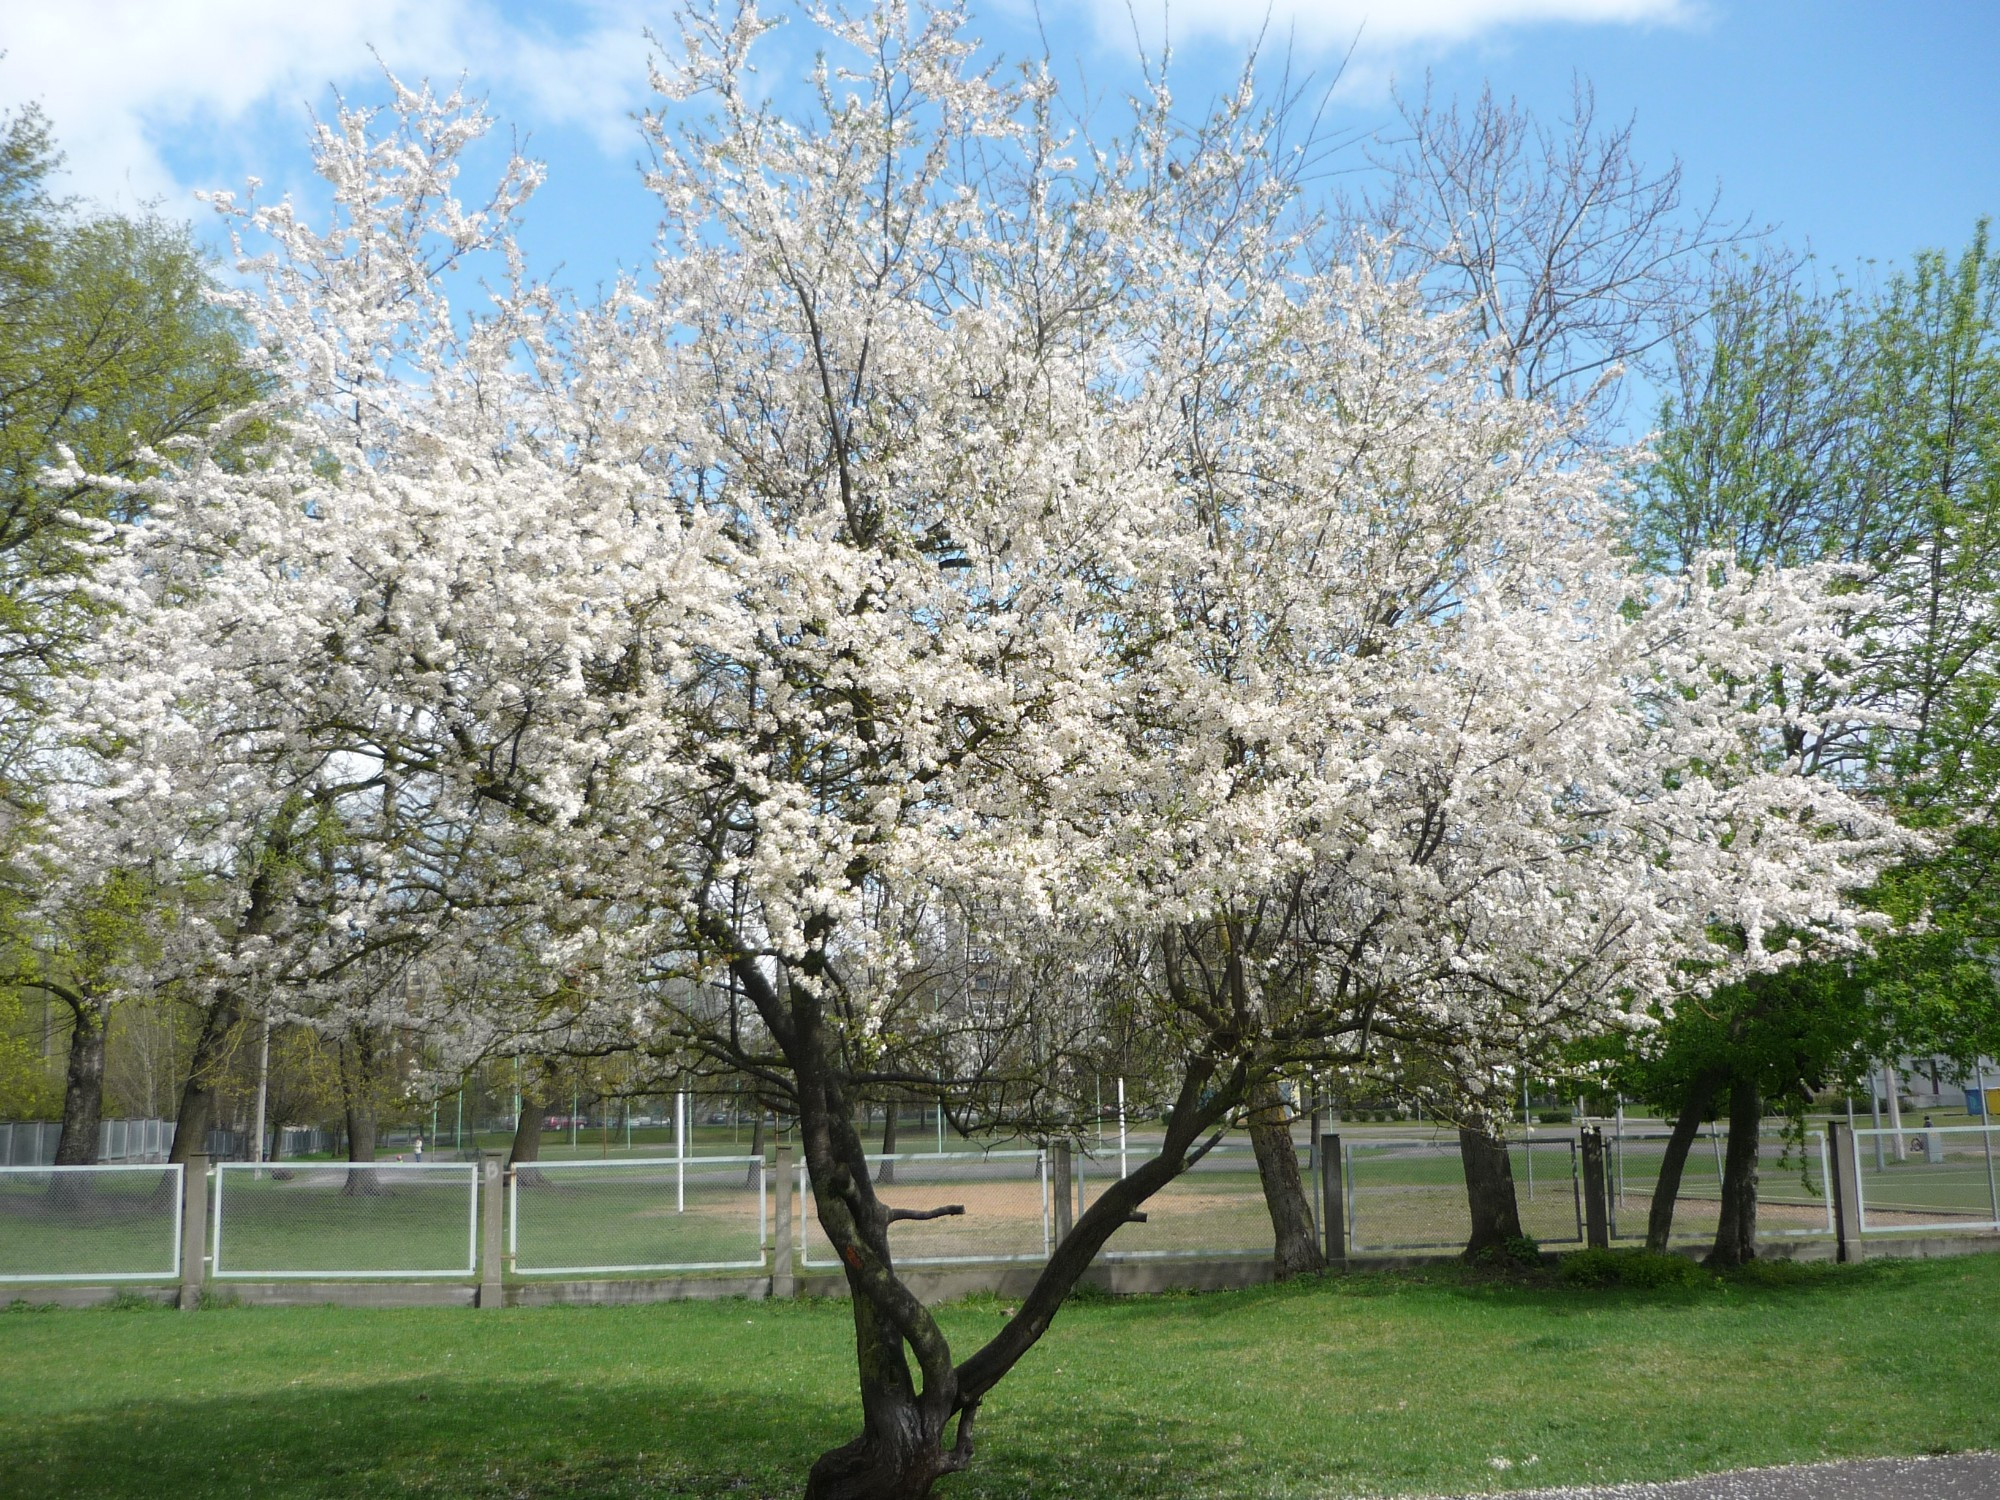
[1627,230,2000,1263]
[0,103,266,761]
[0,104,265,1157]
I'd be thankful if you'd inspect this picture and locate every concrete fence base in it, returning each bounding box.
[12,1231,2000,1310]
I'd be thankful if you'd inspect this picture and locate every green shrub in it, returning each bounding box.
[1472,1234,1542,1269]
[1537,1109,1573,1125]
[1559,1248,1713,1289]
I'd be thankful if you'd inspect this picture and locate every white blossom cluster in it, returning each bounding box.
[29,1,1906,1095]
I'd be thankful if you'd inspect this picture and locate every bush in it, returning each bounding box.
[1472,1234,1542,1269]
[1537,1109,1572,1125]
[1559,1248,1713,1289]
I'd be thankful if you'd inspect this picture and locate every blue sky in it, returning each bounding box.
[4,1,1996,297]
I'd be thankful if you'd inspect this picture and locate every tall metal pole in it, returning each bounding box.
[250,1015,272,1164]
[1871,1078,1886,1170]
[1118,1077,1128,1179]
[1884,1062,1908,1161]
[676,1088,686,1213]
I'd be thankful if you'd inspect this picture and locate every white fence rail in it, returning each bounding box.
[0,1164,182,1283]
[1855,1123,2000,1235]
[211,1162,479,1279]
[510,1156,767,1274]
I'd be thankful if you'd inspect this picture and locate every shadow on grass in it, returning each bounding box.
[3,1378,848,1500]
[0,1371,1255,1500]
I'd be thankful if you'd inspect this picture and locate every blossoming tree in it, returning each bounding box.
[41,5,1903,1495]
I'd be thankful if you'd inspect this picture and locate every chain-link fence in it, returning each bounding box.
[1603,1129,1834,1244]
[1344,1135,1581,1253]
[511,1156,767,1274]
[1854,1124,2000,1235]
[0,1119,180,1166]
[211,1162,479,1278]
[0,1164,182,1282]
[800,1151,1051,1267]
[98,1119,172,1163]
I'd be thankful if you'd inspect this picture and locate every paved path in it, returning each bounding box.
[1422,1452,2000,1499]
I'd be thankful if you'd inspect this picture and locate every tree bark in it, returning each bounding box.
[745,1105,766,1190]
[1247,1078,1321,1278]
[342,1096,385,1195]
[1644,1070,1722,1253]
[508,1079,550,1188]
[1707,1075,1761,1268]
[53,998,108,1168]
[339,1029,386,1196]
[168,994,239,1166]
[878,1100,898,1186]
[1458,1124,1524,1256]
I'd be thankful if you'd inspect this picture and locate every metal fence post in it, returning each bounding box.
[478,1151,505,1307]
[1827,1122,1865,1263]
[178,1154,208,1309]
[772,1144,795,1298]
[1051,1141,1074,1245]
[1580,1127,1610,1249]
[1320,1132,1346,1267]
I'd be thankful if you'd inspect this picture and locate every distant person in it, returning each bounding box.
[414,1136,424,1163]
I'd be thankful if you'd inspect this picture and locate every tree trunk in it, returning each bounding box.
[342,1098,386,1195]
[168,994,239,1165]
[1247,1078,1321,1278]
[1458,1124,1524,1256]
[1707,1075,1761,1268]
[879,1100,898,1186]
[745,1106,765,1190]
[710,926,1248,1500]
[53,999,109,1168]
[509,1081,550,1188]
[1644,1070,1721,1253]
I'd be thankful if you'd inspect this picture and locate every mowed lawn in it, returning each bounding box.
[3,1256,1998,1499]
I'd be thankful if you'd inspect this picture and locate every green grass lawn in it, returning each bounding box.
[4,1255,1998,1499]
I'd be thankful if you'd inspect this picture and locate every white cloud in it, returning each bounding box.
[0,1,657,214]
[1100,0,1692,61]
[0,0,1695,220]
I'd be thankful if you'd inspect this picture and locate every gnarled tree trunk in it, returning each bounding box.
[1707,1075,1761,1268]
[718,937,1248,1500]
[1247,1078,1321,1278]
[1644,1069,1722,1252]
[1459,1124,1524,1257]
